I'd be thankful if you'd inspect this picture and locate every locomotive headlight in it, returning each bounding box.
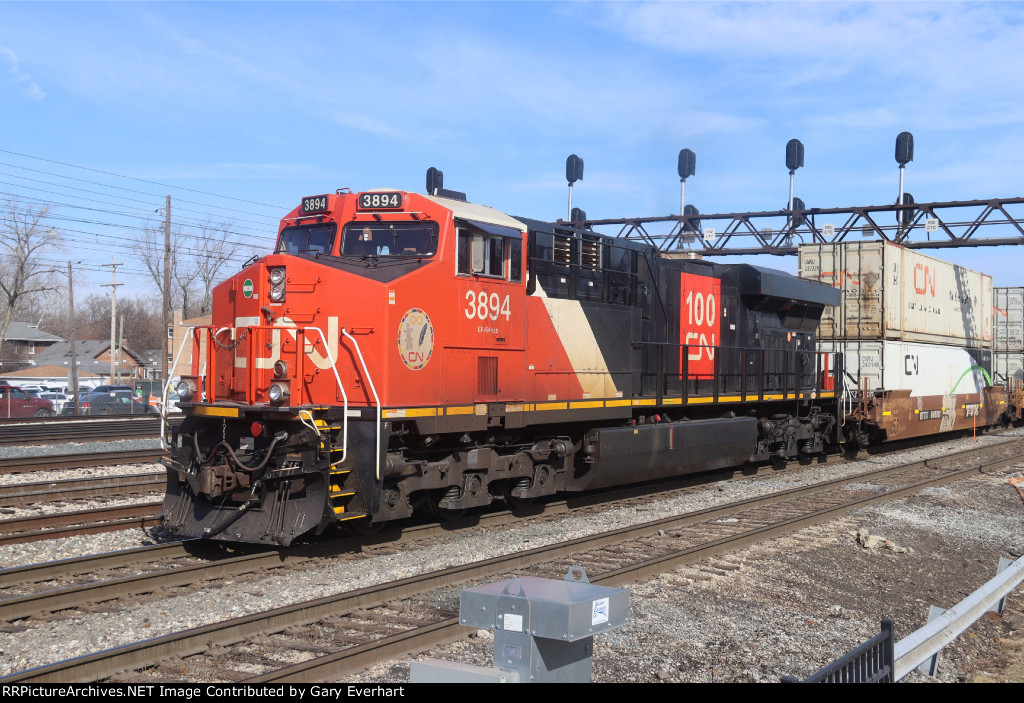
[268,382,290,403]
[268,267,286,303]
[273,360,288,378]
[176,378,198,401]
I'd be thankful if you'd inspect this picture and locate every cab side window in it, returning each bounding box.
[484,236,504,278]
[457,228,472,275]
[456,226,523,282]
[509,238,522,283]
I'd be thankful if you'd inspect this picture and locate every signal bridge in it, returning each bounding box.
[576,196,1024,255]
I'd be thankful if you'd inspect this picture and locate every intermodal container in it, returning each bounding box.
[993,351,1023,388]
[798,241,992,347]
[994,287,1024,352]
[818,339,992,397]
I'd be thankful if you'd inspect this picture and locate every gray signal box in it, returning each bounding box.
[411,567,629,683]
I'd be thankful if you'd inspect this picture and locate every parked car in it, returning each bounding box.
[38,392,70,414]
[19,384,52,395]
[61,390,158,416]
[0,385,55,417]
[91,385,134,394]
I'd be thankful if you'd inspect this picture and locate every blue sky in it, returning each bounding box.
[2,1,1023,300]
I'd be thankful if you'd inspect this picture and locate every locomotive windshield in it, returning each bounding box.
[341,221,438,258]
[277,223,336,256]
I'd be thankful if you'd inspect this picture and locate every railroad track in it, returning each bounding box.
[0,417,181,447]
[0,502,162,546]
[0,467,758,622]
[3,435,1019,683]
[0,472,164,507]
[0,449,165,475]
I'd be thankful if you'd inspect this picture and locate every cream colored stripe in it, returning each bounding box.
[533,284,619,398]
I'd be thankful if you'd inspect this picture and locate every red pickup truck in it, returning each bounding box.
[0,384,56,418]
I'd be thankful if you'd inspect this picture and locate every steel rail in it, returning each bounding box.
[0,471,740,619]
[0,541,193,589]
[0,504,163,546]
[0,502,162,534]
[0,449,164,474]
[0,453,851,621]
[5,437,1019,683]
[0,516,163,546]
[0,473,164,507]
[0,417,181,446]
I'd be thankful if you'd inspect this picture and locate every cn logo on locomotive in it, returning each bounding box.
[680,273,721,375]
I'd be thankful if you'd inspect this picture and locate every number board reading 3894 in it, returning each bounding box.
[301,195,330,214]
[357,192,403,210]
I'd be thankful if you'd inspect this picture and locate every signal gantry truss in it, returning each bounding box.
[579,196,1024,255]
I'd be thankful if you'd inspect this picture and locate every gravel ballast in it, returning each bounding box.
[1,431,1022,681]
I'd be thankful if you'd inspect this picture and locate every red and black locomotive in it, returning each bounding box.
[163,182,845,545]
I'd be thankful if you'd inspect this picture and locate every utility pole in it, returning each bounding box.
[162,195,171,390]
[118,314,126,387]
[101,257,123,383]
[68,261,80,415]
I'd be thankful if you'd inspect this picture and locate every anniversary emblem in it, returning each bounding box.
[397,307,434,370]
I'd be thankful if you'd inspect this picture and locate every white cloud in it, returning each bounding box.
[586,2,1024,121]
[805,108,901,130]
[328,112,418,143]
[0,45,46,100]
[666,110,764,136]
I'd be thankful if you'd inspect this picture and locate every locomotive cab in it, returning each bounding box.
[163,189,534,543]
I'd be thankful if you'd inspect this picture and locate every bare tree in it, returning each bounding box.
[0,198,62,346]
[134,222,196,316]
[171,248,201,318]
[77,293,163,352]
[134,218,248,319]
[193,219,246,316]
[135,222,175,312]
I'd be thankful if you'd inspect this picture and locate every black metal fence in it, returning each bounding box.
[782,619,894,683]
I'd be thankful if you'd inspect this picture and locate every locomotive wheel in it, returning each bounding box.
[503,479,535,509]
[427,488,466,522]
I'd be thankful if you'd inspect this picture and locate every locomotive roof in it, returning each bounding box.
[737,264,841,307]
[423,194,527,233]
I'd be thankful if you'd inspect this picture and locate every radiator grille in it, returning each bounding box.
[478,356,498,396]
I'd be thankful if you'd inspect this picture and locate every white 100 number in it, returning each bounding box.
[465,291,511,321]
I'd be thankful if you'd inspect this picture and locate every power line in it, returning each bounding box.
[0,188,276,240]
[36,207,275,245]
[0,162,283,224]
[1,192,278,247]
[0,148,290,211]
[0,171,281,227]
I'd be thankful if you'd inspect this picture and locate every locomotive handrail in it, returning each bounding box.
[177,323,350,464]
[290,325,348,467]
[162,326,200,448]
[341,327,382,481]
[634,341,838,403]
